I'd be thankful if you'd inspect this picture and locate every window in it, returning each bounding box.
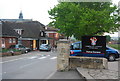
[9,38,12,43]
[41,31,44,36]
[73,43,79,50]
[14,29,23,35]
[19,45,25,48]
[71,43,81,50]
[13,38,16,43]
[41,40,46,44]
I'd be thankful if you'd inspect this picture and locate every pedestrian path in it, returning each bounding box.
[49,70,84,79]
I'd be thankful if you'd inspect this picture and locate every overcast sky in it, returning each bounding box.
[0,0,119,37]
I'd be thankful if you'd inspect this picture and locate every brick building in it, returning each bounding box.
[0,21,19,49]
[1,21,46,50]
[45,26,59,47]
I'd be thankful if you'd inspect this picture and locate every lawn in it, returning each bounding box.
[108,44,120,50]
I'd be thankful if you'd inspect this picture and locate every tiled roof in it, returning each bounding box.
[1,21,19,37]
[45,26,59,31]
[1,21,45,38]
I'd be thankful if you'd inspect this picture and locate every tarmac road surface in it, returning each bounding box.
[1,51,83,80]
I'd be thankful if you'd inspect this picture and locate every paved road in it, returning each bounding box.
[1,51,82,79]
[2,51,57,79]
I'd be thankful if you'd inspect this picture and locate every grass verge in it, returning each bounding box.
[108,44,120,50]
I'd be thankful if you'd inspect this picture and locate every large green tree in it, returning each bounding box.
[48,2,119,40]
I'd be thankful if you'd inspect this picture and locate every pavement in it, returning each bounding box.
[1,51,84,80]
[49,69,84,79]
[76,59,119,81]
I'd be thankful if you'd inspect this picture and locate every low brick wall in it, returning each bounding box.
[69,56,108,69]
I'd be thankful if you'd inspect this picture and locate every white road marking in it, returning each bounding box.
[28,56,38,59]
[1,57,26,64]
[19,60,41,69]
[19,62,36,69]
[45,71,56,79]
[0,54,56,63]
[38,57,47,59]
[50,57,57,59]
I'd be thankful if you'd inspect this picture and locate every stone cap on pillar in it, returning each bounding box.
[58,39,70,43]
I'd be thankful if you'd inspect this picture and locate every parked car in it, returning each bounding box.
[70,41,120,61]
[39,44,51,51]
[9,44,31,54]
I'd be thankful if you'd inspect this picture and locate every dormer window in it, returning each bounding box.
[14,29,23,35]
[40,30,45,37]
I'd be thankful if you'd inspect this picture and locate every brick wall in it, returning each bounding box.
[49,33,58,47]
[22,40,33,49]
[0,37,18,49]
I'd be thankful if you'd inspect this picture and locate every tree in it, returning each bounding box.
[48,2,119,40]
[106,35,111,43]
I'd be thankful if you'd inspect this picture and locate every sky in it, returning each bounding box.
[0,0,119,37]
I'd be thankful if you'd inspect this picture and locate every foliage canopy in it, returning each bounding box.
[48,2,119,40]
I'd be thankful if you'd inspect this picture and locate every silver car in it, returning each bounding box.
[39,44,51,51]
[9,44,31,54]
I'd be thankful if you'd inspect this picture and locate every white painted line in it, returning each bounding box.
[20,63,35,69]
[19,60,40,69]
[1,57,26,63]
[28,56,37,59]
[50,57,57,59]
[38,57,47,59]
[45,71,56,79]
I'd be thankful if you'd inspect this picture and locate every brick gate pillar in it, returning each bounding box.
[57,39,70,71]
